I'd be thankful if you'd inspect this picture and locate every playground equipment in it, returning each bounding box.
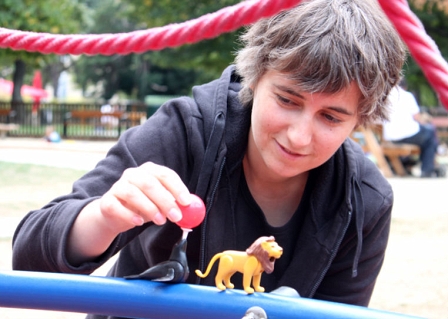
[0,0,444,317]
[0,270,423,319]
[0,0,447,108]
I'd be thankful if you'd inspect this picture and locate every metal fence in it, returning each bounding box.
[0,102,149,140]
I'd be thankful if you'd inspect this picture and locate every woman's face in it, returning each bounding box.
[247,70,360,181]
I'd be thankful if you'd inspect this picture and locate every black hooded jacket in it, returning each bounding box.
[12,66,393,317]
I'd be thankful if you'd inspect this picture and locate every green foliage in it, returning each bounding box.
[0,0,87,68]
[406,0,448,107]
[0,161,86,217]
[0,0,88,103]
[0,0,85,33]
[127,0,241,28]
[73,0,242,101]
[127,0,243,76]
[3,0,446,107]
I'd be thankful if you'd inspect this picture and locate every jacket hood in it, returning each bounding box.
[191,65,238,131]
[190,65,250,198]
[188,66,235,199]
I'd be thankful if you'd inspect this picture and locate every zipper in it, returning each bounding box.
[196,157,226,284]
[309,209,353,297]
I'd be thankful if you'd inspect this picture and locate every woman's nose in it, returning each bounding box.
[287,117,313,147]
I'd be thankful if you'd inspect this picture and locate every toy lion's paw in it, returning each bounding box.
[244,287,255,294]
[217,283,226,290]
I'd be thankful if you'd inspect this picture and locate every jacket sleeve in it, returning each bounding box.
[12,97,205,274]
[313,166,393,306]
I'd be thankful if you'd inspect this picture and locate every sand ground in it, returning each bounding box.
[0,138,446,319]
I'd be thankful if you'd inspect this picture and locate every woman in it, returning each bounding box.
[13,0,405,317]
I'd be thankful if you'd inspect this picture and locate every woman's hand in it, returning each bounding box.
[99,162,193,234]
[67,162,193,265]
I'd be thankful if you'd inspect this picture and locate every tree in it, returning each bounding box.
[73,0,144,100]
[126,0,243,78]
[0,0,87,106]
[72,0,242,101]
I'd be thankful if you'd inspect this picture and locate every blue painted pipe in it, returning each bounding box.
[0,270,422,319]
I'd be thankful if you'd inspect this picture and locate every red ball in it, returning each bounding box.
[176,194,206,229]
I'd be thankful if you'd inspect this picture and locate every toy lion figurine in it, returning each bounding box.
[195,236,283,294]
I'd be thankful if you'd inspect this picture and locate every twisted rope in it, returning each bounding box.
[1,0,447,108]
[0,0,301,55]
[378,0,448,107]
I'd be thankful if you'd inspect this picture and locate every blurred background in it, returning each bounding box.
[1,0,448,141]
[0,1,447,318]
[0,0,243,139]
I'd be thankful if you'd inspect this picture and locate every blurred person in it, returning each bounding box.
[382,80,443,177]
[44,126,61,143]
[12,1,406,318]
[100,103,119,129]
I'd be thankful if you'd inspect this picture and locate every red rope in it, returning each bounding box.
[1,0,448,108]
[0,0,301,55]
[378,0,448,108]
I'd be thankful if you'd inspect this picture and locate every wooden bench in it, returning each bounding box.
[121,111,147,128]
[351,125,420,177]
[380,141,420,176]
[0,109,19,138]
[0,108,14,120]
[63,110,125,138]
[0,123,20,138]
[431,116,448,143]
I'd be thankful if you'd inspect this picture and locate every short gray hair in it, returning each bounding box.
[235,0,406,126]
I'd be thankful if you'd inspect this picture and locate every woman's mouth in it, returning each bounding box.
[277,142,304,158]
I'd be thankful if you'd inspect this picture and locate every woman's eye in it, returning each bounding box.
[323,113,342,123]
[276,94,293,105]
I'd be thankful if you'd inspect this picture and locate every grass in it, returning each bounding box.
[0,162,87,218]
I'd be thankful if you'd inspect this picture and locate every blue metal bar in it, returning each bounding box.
[0,270,421,319]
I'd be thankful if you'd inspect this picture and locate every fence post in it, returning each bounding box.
[63,111,70,138]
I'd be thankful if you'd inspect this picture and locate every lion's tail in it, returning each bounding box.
[195,253,223,278]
